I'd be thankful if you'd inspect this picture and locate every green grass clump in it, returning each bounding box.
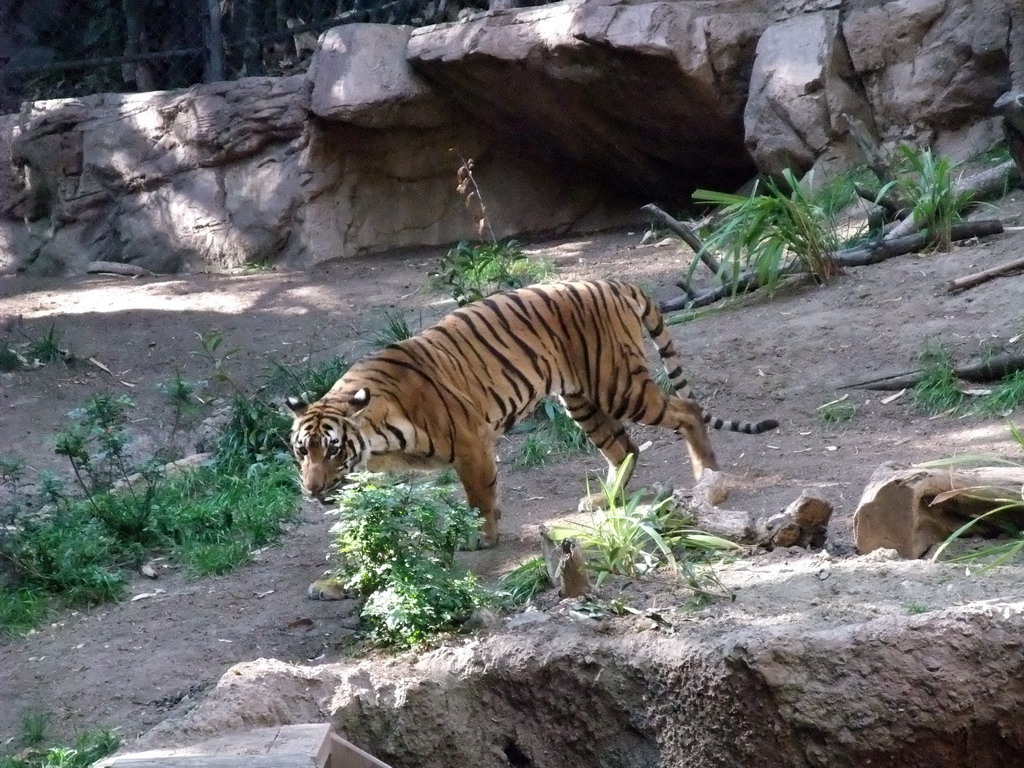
[912,345,963,415]
[817,397,857,428]
[975,369,1024,416]
[27,326,69,365]
[0,724,119,768]
[548,458,737,584]
[515,399,594,466]
[371,310,418,347]
[927,423,1024,571]
[496,556,551,606]
[326,474,483,646]
[693,168,841,294]
[434,240,554,306]
[889,144,973,252]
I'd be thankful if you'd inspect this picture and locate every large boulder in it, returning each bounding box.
[2,0,1021,275]
[744,10,875,180]
[843,0,1015,160]
[407,0,768,201]
[3,23,633,275]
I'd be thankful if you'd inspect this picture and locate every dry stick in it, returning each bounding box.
[641,203,723,275]
[853,181,908,219]
[839,351,1024,391]
[659,219,1004,313]
[946,254,1024,293]
[842,113,893,184]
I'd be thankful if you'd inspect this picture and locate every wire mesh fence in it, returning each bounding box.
[1,0,487,108]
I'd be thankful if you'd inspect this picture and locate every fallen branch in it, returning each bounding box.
[946,254,1024,293]
[659,220,1004,313]
[853,181,908,219]
[86,261,154,277]
[840,351,1024,391]
[842,113,892,184]
[642,203,723,275]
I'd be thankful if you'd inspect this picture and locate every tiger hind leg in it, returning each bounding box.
[561,392,639,511]
[627,381,720,480]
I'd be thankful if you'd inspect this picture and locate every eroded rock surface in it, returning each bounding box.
[126,555,1024,768]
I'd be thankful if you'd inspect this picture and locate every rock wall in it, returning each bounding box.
[127,599,1024,768]
[1,0,1020,275]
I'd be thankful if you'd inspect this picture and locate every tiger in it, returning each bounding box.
[286,279,777,553]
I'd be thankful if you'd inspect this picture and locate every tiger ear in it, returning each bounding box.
[285,396,308,416]
[350,388,370,411]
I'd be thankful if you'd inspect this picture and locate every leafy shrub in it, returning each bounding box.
[548,459,737,584]
[693,168,841,293]
[889,144,972,251]
[326,474,483,646]
[435,240,553,306]
[912,344,963,415]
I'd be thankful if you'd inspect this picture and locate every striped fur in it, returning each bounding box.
[287,279,777,547]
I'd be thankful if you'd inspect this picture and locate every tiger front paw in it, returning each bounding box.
[577,492,609,513]
[307,578,351,601]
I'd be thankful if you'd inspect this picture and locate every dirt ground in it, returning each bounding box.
[2,200,1024,748]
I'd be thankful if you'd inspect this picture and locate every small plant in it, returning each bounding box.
[817,396,857,428]
[325,473,483,646]
[912,344,963,415]
[371,309,417,347]
[889,144,973,251]
[435,240,552,306]
[693,168,841,294]
[0,341,22,371]
[157,371,202,453]
[28,325,72,365]
[904,601,931,615]
[0,387,300,634]
[496,556,551,606]
[1,726,120,768]
[548,459,737,582]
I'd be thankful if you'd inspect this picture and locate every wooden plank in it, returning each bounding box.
[329,734,394,768]
[99,756,315,767]
[98,725,334,768]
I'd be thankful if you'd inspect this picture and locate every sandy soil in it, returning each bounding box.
[2,203,1024,746]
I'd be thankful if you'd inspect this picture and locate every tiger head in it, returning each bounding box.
[285,388,371,501]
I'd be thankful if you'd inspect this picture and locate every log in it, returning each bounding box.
[658,220,1004,313]
[840,351,1024,391]
[86,260,154,277]
[853,181,908,219]
[642,203,723,276]
[946,254,1024,293]
[555,538,591,598]
[833,219,1004,267]
[853,463,1024,559]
